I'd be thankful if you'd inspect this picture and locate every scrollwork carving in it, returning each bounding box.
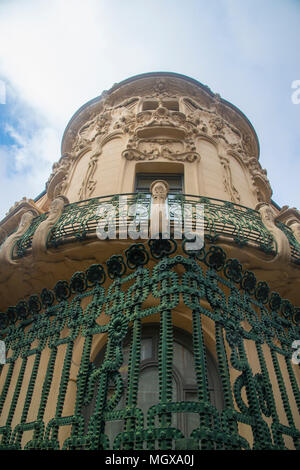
[78,152,101,200]
[0,210,38,265]
[46,153,74,201]
[246,157,272,203]
[32,196,68,259]
[122,136,199,162]
[256,202,291,263]
[72,110,112,155]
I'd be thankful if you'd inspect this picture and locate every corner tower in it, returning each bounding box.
[0,73,299,450]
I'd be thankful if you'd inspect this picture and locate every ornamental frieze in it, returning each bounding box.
[122,136,200,162]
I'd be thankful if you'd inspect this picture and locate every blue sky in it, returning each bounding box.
[0,0,299,219]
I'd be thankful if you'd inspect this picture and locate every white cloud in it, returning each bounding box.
[0,0,112,126]
[0,0,299,221]
[0,120,60,218]
[5,124,60,173]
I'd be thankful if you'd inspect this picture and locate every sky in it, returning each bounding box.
[0,0,299,220]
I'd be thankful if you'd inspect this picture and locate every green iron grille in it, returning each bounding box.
[10,194,300,264]
[0,240,299,450]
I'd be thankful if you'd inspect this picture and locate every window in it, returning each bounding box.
[141,99,179,112]
[161,99,179,111]
[135,173,183,194]
[142,100,159,111]
[82,326,223,447]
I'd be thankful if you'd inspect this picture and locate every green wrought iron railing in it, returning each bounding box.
[0,240,299,450]
[276,221,300,264]
[8,193,300,264]
[11,193,291,260]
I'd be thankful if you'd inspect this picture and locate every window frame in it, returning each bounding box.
[83,324,224,442]
[135,173,184,194]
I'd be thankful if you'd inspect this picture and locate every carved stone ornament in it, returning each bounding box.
[275,206,300,245]
[71,110,112,156]
[219,155,241,203]
[78,152,101,200]
[113,108,136,134]
[150,179,169,203]
[122,137,199,162]
[256,202,291,263]
[246,157,272,203]
[46,154,74,201]
[6,197,37,216]
[150,180,169,236]
[288,220,300,244]
[32,196,69,259]
[0,210,38,266]
[121,103,201,163]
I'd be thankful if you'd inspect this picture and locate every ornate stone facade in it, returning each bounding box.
[0,73,299,452]
[45,73,268,208]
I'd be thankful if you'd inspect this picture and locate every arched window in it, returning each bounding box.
[82,325,223,448]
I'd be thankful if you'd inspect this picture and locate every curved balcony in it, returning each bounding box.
[9,193,300,265]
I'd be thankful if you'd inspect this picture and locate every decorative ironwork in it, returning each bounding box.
[9,194,286,260]
[13,213,47,258]
[0,241,299,450]
[276,221,300,265]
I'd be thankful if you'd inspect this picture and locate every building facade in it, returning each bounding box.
[0,72,299,450]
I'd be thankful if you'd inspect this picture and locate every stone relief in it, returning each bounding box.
[32,196,68,259]
[78,152,100,200]
[289,221,300,244]
[6,197,37,217]
[0,210,38,265]
[150,179,169,202]
[275,206,300,245]
[121,101,201,163]
[48,77,272,206]
[46,153,74,201]
[219,155,241,203]
[245,157,272,202]
[71,110,112,156]
[150,179,169,236]
[256,202,291,263]
[122,136,199,162]
[113,108,136,134]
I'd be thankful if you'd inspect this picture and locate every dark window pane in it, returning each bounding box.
[136,174,183,193]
